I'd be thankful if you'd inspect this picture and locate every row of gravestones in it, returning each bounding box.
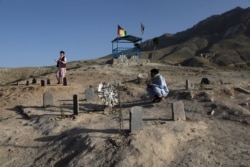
[38,78,207,108]
[24,77,67,86]
[43,93,84,114]
[27,77,207,89]
[185,78,210,90]
[43,92,186,133]
[130,101,186,133]
[42,86,95,109]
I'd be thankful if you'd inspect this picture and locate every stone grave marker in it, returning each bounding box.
[186,80,194,90]
[63,77,67,86]
[130,106,143,133]
[200,77,210,85]
[41,80,45,86]
[85,87,95,101]
[26,81,29,86]
[43,92,53,108]
[114,80,121,87]
[200,78,213,90]
[73,94,79,115]
[172,101,186,121]
[47,79,51,85]
[32,78,37,84]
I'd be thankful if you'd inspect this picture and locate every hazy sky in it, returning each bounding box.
[1,0,250,67]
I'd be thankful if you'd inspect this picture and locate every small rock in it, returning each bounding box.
[210,110,215,115]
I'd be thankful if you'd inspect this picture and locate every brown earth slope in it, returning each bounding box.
[0,62,250,167]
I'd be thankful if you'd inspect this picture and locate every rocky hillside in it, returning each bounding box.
[141,7,250,68]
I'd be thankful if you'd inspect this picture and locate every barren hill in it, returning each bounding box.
[0,61,250,166]
[141,7,250,68]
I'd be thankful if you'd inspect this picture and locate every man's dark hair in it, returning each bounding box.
[150,68,159,74]
[60,50,65,54]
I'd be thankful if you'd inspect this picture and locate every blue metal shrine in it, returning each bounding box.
[111,35,142,59]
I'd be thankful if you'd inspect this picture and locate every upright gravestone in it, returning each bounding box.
[114,80,121,87]
[47,79,51,85]
[43,92,53,108]
[200,77,210,85]
[172,101,186,121]
[32,78,37,84]
[41,80,45,86]
[85,87,95,101]
[63,77,67,86]
[130,106,143,133]
[186,80,194,90]
[73,94,79,115]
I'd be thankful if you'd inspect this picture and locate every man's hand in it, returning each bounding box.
[145,80,152,87]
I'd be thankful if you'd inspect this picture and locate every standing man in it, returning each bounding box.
[56,50,67,84]
[146,68,169,103]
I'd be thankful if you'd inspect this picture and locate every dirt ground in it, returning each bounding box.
[0,62,250,167]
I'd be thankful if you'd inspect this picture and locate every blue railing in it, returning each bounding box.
[112,47,141,59]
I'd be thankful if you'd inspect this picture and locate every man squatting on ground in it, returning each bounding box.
[56,51,67,84]
[146,68,169,103]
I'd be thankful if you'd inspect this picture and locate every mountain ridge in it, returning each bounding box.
[141,6,250,68]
